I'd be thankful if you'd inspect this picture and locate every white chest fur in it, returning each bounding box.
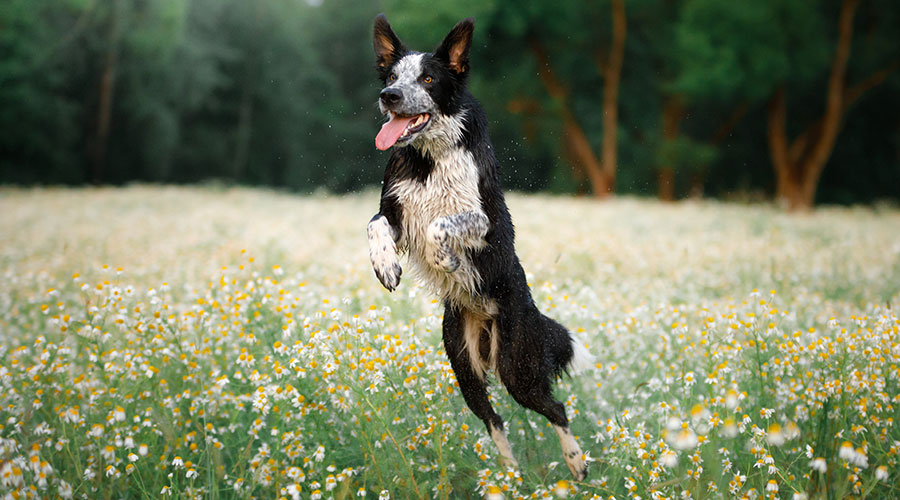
[390,146,485,306]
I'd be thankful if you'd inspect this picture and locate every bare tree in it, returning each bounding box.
[766,0,898,211]
[530,0,625,198]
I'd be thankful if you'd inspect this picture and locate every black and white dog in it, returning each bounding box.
[367,14,591,480]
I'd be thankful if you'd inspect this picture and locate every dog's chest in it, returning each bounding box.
[393,149,482,232]
[391,148,484,301]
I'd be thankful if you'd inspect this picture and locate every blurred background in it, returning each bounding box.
[1,0,897,210]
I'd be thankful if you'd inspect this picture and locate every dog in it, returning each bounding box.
[367,14,591,480]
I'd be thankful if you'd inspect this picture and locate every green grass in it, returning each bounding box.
[1,186,899,499]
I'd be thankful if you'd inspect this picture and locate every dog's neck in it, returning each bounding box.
[412,110,468,161]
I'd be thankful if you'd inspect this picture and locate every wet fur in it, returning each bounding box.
[368,14,588,480]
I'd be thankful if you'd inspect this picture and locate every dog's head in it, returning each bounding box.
[373,14,474,151]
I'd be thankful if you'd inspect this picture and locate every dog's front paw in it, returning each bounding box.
[373,257,402,291]
[368,216,402,291]
[432,243,460,273]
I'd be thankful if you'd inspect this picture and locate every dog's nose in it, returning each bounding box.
[380,88,403,106]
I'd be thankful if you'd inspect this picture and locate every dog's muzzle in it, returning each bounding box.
[380,88,403,107]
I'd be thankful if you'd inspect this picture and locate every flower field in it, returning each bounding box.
[1,186,899,499]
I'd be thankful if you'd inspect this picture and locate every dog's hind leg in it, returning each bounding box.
[501,374,586,480]
[442,306,517,469]
[552,423,586,480]
[496,310,587,481]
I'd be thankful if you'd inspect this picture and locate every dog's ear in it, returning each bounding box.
[435,18,474,75]
[374,14,405,70]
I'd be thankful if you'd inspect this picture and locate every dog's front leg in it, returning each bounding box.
[368,214,402,291]
[426,211,489,273]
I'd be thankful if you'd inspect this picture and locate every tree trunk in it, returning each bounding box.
[601,0,626,195]
[658,95,684,201]
[90,0,120,184]
[564,111,612,195]
[768,87,813,210]
[530,0,625,199]
[766,0,861,212]
[530,40,612,198]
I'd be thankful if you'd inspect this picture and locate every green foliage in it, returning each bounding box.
[655,136,718,174]
[0,0,86,182]
[0,0,897,203]
[672,0,829,104]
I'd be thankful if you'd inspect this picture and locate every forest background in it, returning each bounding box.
[2,0,898,210]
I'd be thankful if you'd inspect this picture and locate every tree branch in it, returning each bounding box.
[843,59,900,109]
[530,38,610,197]
[529,38,569,101]
[601,0,626,182]
[803,0,861,182]
[786,59,897,167]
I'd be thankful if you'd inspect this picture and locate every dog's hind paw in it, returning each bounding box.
[565,451,588,481]
[554,425,588,481]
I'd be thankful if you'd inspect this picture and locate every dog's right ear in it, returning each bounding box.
[374,14,405,71]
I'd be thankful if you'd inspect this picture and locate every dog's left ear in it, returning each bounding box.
[435,18,474,75]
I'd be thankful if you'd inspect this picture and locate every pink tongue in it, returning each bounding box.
[375,115,417,150]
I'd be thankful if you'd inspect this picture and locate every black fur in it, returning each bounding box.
[369,15,587,479]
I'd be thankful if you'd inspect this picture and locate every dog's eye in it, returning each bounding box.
[423,75,433,84]
[389,73,396,82]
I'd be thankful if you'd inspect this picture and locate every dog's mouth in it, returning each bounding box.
[398,113,431,141]
[375,112,431,150]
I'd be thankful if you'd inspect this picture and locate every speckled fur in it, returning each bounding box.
[554,424,586,479]
[389,143,487,309]
[377,54,434,120]
[490,421,518,469]
[367,215,401,291]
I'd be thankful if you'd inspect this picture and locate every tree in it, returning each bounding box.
[0,0,94,183]
[388,0,629,197]
[525,0,624,198]
[87,0,121,184]
[673,0,898,210]
[767,0,898,210]
[1,0,896,205]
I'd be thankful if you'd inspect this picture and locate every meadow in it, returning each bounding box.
[1,186,898,499]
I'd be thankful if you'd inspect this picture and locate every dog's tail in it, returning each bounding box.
[568,334,595,374]
[545,314,595,377]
